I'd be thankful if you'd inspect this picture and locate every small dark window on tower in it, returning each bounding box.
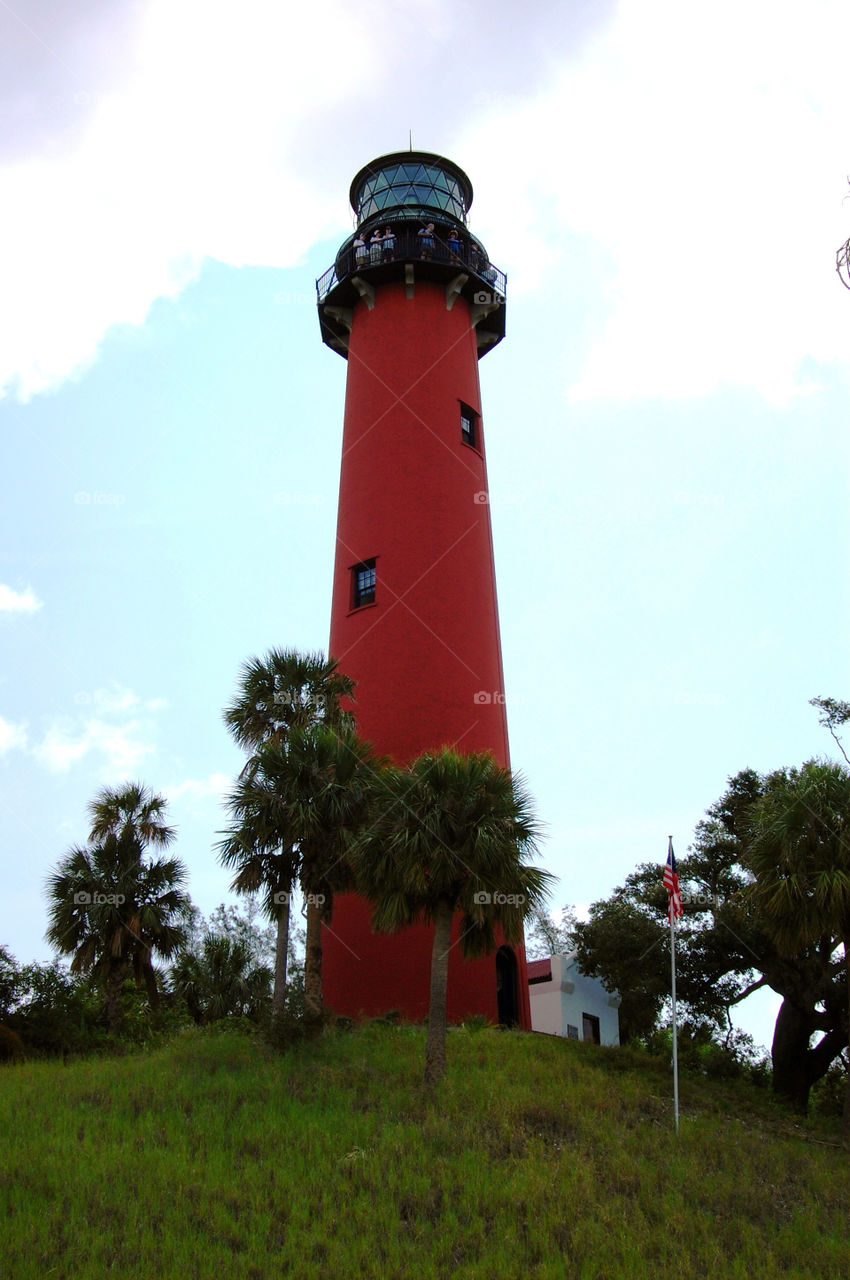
[352,559,376,608]
[459,401,479,448]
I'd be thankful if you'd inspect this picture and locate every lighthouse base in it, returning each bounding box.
[322,894,532,1029]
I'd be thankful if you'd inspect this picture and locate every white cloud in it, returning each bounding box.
[0,0,380,400]
[8,0,848,406]
[34,717,155,775]
[165,772,231,802]
[0,584,42,613]
[31,685,166,776]
[72,685,140,713]
[460,0,850,403]
[0,716,28,754]
[70,686,166,714]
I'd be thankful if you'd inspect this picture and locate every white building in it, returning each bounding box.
[528,952,621,1046]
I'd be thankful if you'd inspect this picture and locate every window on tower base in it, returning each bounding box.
[352,559,377,608]
[459,402,479,449]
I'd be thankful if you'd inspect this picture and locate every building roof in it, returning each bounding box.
[527,958,552,984]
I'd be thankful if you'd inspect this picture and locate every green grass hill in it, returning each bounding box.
[1,1024,847,1279]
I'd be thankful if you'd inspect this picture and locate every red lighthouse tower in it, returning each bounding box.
[317,151,531,1029]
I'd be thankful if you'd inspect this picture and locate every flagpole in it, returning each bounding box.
[670,902,680,1135]
[664,834,681,1134]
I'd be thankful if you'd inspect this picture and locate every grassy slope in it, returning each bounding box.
[1,1025,847,1280]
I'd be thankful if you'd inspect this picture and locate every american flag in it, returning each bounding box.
[664,836,682,923]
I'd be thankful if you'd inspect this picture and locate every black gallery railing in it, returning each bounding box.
[317,228,506,304]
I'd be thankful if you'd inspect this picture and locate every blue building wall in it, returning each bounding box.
[528,952,621,1046]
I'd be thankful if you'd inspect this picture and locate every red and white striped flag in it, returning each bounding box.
[664,836,682,923]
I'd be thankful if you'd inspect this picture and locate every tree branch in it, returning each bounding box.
[827,723,850,767]
[727,976,769,1006]
[805,1025,848,1088]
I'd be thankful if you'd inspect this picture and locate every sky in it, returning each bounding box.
[2,0,850,1052]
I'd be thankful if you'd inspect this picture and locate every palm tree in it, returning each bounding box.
[264,724,380,1031]
[223,648,355,751]
[45,783,190,1033]
[212,760,301,1036]
[746,759,850,1136]
[171,933,272,1024]
[216,772,300,1023]
[220,648,356,1017]
[351,748,554,1083]
[88,782,174,854]
[219,724,380,1032]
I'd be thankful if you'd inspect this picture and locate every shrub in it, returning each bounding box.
[811,1057,848,1118]
[0,1025,25,1062]
[459,1014,493,1033]
[7,961,103,1058]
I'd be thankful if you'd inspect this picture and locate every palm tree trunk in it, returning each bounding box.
[271,895,291,1021]
[142,955,159,1010]
[424,896,454,1085]
[304,897,323,1034]
[105,962,125,1035]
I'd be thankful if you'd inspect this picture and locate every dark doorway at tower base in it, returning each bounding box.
[496,946,519,1027]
